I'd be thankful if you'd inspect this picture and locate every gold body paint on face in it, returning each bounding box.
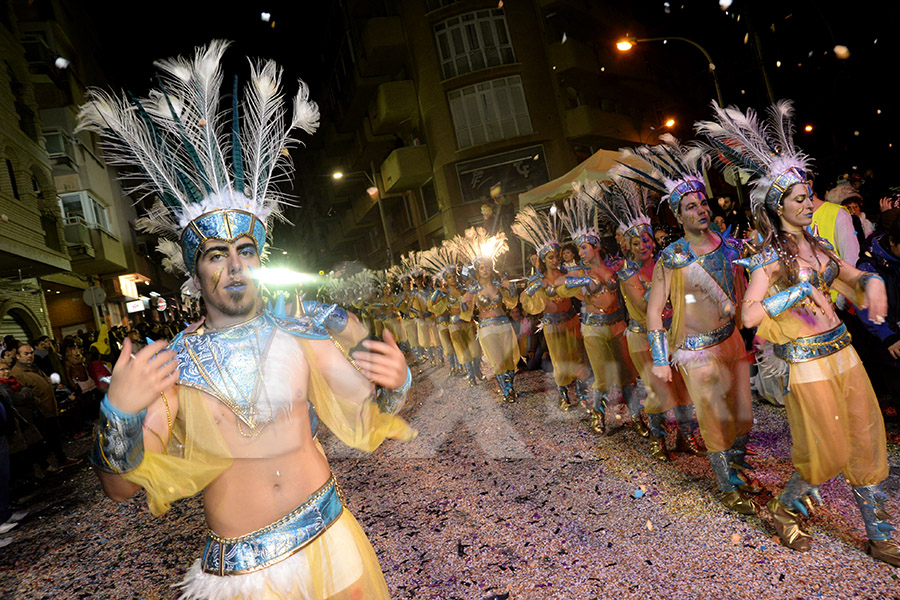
[211,267,224,291]
[796,205,805,217]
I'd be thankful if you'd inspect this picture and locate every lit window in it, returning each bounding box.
[448,76,532,149]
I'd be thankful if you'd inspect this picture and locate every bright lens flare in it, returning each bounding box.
[616,41,633,51]
[479,239,501,259]
[252,267,323,286]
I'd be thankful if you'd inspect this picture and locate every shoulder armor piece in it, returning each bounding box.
[660,238,696,269]
[270,313,330,340]
[616,260,640,282]
[743,246,779,273]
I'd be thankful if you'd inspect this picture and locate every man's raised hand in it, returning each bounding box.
[107,338,178,414]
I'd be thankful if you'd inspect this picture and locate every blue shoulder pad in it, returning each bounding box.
[300,300,348,334]
[616,260,640,282]
[721,234,747,262]
[270,313,330,340]
[660,238,696,269]
[743,246,779,273]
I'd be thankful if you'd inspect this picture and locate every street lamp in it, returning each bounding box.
[616,36,724,106]
[331,168,394,265]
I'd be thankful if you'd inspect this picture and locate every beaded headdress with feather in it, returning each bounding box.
[615,133,708,214]
[511,205,560,261]
[75,40,320,291]
[451,227,509,267]
[560,186,600,247]
[694,100,811,212]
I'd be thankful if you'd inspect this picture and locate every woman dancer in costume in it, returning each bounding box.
[421,244,466,377]
[622,134,759,515]
[697,100,899,564]
[456,228,519,401]
[557,187,641,435]
[513,206,593,411]
[398,257,424,365]
[593,176,702,459]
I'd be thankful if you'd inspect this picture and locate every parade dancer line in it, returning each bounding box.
[698,100,900,565]
[513,206,593,412]
[558,188,641,435]
[81,41,415,598]
[625,135,759,515]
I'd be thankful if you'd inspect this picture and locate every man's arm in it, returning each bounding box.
[834,209,860,266]
[646,261,673,382]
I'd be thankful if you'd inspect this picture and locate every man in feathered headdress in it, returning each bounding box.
[600,174,703,461]
[79,41,414,597]
[513,206,593,412]
[557,185,640,436]
[619,134,759,516]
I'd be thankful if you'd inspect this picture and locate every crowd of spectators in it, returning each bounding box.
[0,318,185,546]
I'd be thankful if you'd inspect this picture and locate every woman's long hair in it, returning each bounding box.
[751,190,840,286]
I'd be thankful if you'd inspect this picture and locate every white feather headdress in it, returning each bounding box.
[76,40,320,280]
[419,242,459,280]
[615,133,708,214]
[602,169,654,239]
[511,205,560,260]
[560,185,600,246]
[694,100,811,212]
[451,227,509,266]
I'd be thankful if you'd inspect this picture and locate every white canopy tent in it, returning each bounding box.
[518,148,621,207]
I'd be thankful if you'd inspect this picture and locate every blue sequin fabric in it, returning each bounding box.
[201,475,343,575]
[661,234,741,301]
[173,311,328,436]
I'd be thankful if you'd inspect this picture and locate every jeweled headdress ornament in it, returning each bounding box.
[560,185,601,247]
[615,133,708,214]
[694,100,811,212]
[76,40,320,293]
[511,205,560,262]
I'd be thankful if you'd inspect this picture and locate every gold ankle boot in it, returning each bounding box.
[631,415,650,438]
[719,490,759,515]
[589,410,606,434]
[866,539,900,567]
[767,498,811,551]
[675,430,706,456]
[649,433,670,462]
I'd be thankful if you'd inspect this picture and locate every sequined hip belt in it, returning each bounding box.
[201,475,344,576]
[679,321,735,352]
[478,316,510,328]
[437,316,450,324]
[582,308,625,326]
[542,307,577,325]
[774,323,851,363]
[450,315,463,323]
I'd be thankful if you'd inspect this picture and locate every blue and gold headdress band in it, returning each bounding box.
[694,100,811,213]
[76,40,320,292]
[614,134,708,214]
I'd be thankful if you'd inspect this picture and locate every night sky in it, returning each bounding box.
[79,0,898,197]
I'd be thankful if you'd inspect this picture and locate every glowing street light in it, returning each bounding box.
[664,118,676,128]
[616,41,633,51]
[332,171,344,179]
[804,124,813,132]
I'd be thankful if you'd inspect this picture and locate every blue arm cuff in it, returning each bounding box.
[648,330,669,367]
[761,282,814,318]
[377,367,412,415]
[90,394,146,474]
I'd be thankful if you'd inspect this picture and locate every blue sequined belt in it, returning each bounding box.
[478,316,511,328]
[450,315,463,323]
[774,323,851,363]
[581,308,625,326]
[542,307,578,325]
[680,321,735,351]
[201,475,344,575]
[437,316,450,324]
